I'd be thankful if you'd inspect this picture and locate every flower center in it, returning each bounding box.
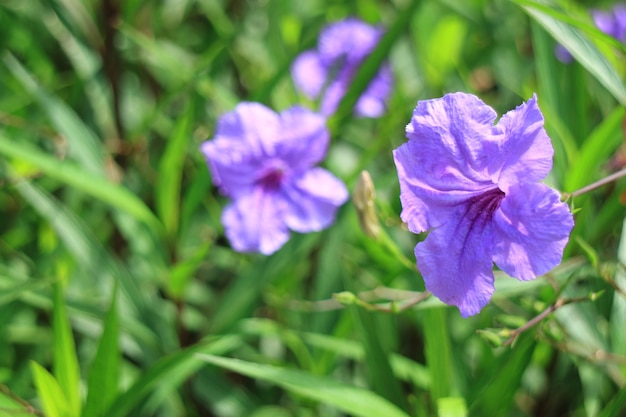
[257,163,286,190]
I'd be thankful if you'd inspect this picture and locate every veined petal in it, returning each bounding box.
[493,182,573,280]
[416,202,497,317]
[291,50,327,99]
[494,95,554,188]
[281,167,348,233]
[406,93,501,179]
[355,64,393,118]
[393,139,495,233]
[222,188,290,255]
[277,107,329,170]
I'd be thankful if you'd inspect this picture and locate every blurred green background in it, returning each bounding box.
[1,0,626,416]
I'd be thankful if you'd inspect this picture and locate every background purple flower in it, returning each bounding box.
[201,103,348,255]
[393,93,574,317]
[291,18,393,118]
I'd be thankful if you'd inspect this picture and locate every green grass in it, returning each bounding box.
[1,0,626,416]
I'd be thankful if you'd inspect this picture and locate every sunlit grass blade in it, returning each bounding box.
[513,0,626,104]
[2,52,107,175]
[30,362,73,417]
[52,283,81,417]
[0,134,163,234]
[83,288,119,417]
[196,354,411,417]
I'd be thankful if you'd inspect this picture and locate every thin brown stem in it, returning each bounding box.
[565,167,626,199]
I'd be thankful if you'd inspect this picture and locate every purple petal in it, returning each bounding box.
[280,167,348,233]
[276,107,329,171]
[355,64,393,118]
[222,188,290,255]
[416,202,497,317]
[492,182,573,280]
[406,93,502,178]
[593,9,619,39]
[291,50,328,99]
[200,102,281,197]
[494,95,554,189]
[317,18,383,67]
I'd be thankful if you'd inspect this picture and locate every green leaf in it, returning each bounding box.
[156,98,194,239]
[421,308,456,404]
[612,218,626,356]
[513,0,626,104]
[52,284,81,417]
[0,133,163,234]
[196,354,411,417]
[83,289,119,417]
[31,362,72,417]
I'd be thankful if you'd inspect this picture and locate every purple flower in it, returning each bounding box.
[393,93,574,317]
[291,18,393,118]
[593,4,626,42]
[201,103,348,255]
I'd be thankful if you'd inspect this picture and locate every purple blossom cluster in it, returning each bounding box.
[556,3,626,63]
[291,18,393,118]
[393,93,574,317]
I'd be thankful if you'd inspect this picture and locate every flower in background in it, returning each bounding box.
[201,103,348,255]
[291,18,393,118]
[555,3,626,63]
[393,93,574,317]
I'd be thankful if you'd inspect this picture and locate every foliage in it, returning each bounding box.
[0,0,625,416]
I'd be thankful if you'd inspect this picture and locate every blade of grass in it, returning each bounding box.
[52,283,81,417]
[421,308,456,407]
[83,287,119,417]
[30,362,72,417]
[196,354,411,417]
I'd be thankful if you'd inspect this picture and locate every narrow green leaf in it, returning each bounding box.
[52,284,81,417]
[156,98,194,239]
[2,52,106,175]
[421,308,455,404]
[469,335,535,415]
[196,354,411,417]
[83,289,119,417]
[514,0,626,104]
[0,133,163,234]
[30,362,72,417]
[438,397,468,417]
[351,307,409,412]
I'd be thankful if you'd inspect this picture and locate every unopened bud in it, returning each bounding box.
[353,170,381,238]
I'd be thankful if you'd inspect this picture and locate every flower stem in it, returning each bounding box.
[565,166,626,199]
